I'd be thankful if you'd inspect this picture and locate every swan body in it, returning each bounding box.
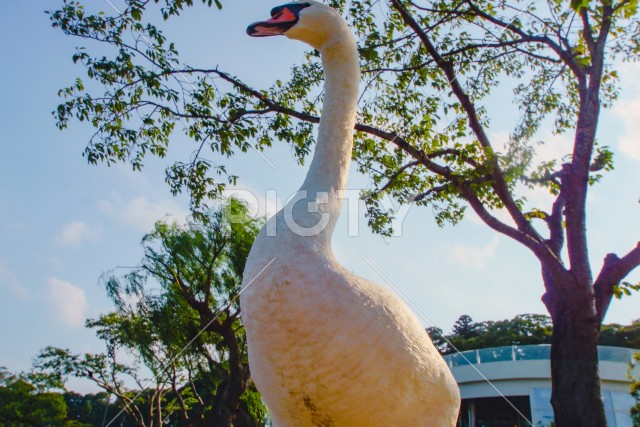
[241,2,460,425]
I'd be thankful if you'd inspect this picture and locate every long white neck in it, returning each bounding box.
[285,32,360,247]
[302,40,360,193]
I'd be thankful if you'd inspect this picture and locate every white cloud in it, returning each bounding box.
[8,222,26,232]
[491,128,573,164]
[99,193,188,231]
[462,130,572,227]
[448,236,501,268]
[467,205,515,227]
[533,132,573,164]
[48,277,88,328]
[612,61,640,161]
[618,61,640,92]
[490,130,511,153]
[55,221,102,248]
[0,261,29,300]
[614,98,640,161]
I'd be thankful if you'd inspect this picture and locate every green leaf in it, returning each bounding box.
[571,0,590,12]
[130,7,142,21]
[613,281,640,299]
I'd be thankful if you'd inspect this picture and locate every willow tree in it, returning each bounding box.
[49,0,640,424]
[35,201,266,426]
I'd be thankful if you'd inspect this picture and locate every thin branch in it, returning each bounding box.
[464,0,586,80]
[412,183,449,201]
[613,0,635,11]
[460,184,566,281]
[579,8,597,57]
[503,3,561,36]
[389,0,546,246]
[373,160,421,195]
[545,167,568,256]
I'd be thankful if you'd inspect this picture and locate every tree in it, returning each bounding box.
[451,314,482,339]
[447,314,485,352]
[431,314,640,354]
[48,0,640,424]
[426,326,448,354]
[35,200,267,426]
[0,367,68,426]
[62,391,114,427]
[600,319,640,349]
[430,314,553,354]
[35,343,181,427]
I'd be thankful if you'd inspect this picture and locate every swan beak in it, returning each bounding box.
[247,5,299,37]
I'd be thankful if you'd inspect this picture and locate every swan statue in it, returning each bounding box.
[241,2,460,425]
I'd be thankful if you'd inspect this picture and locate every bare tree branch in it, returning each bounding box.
[464,0,587,81]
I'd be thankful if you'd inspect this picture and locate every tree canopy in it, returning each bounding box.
[0,367,68,426]
[428,314,640,354]
[48,0,639,230]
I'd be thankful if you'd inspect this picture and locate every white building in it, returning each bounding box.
[444,345,639,427]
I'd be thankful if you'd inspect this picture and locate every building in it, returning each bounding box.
[444,345,639,427]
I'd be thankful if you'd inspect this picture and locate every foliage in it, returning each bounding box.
[428,313,553,354]
[600,319,640,349]
[0,367,68,426]
[47,0,639,224]
[429,314,640,354]
[63,392,116,427]
[34,346,166,427]
[614,281,640,299]
[34,199,267,426]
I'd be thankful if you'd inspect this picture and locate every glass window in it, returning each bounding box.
[458,396,532,427]
[530,388,554,427]
[603,390,614,412]
[611,391,635,412]
[515,345,550,361]
[611,391,635,427]
[597,347,635,363]
[477,347,513,363]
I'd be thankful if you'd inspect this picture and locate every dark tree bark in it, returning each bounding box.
[544,273,607,426]
[206,316,250,427]
[181,286,252,427]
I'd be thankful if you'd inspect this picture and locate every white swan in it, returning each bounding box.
[241,2,460,425]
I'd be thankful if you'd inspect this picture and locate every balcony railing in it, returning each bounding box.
[443,344,637,368]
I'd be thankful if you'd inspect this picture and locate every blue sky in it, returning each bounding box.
[1,1,638,392]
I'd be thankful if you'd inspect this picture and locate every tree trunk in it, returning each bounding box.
[204,316,249,427]
[218,326,247,425]
[547,283,607,426]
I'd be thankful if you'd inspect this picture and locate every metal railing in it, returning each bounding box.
[443,344,637,368]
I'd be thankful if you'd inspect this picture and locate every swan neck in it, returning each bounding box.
[302,39,360,194]
[278,30,359,248]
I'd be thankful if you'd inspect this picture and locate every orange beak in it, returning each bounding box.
[247,3,308,37]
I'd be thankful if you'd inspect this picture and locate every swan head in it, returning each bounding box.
[247,1,348,51]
